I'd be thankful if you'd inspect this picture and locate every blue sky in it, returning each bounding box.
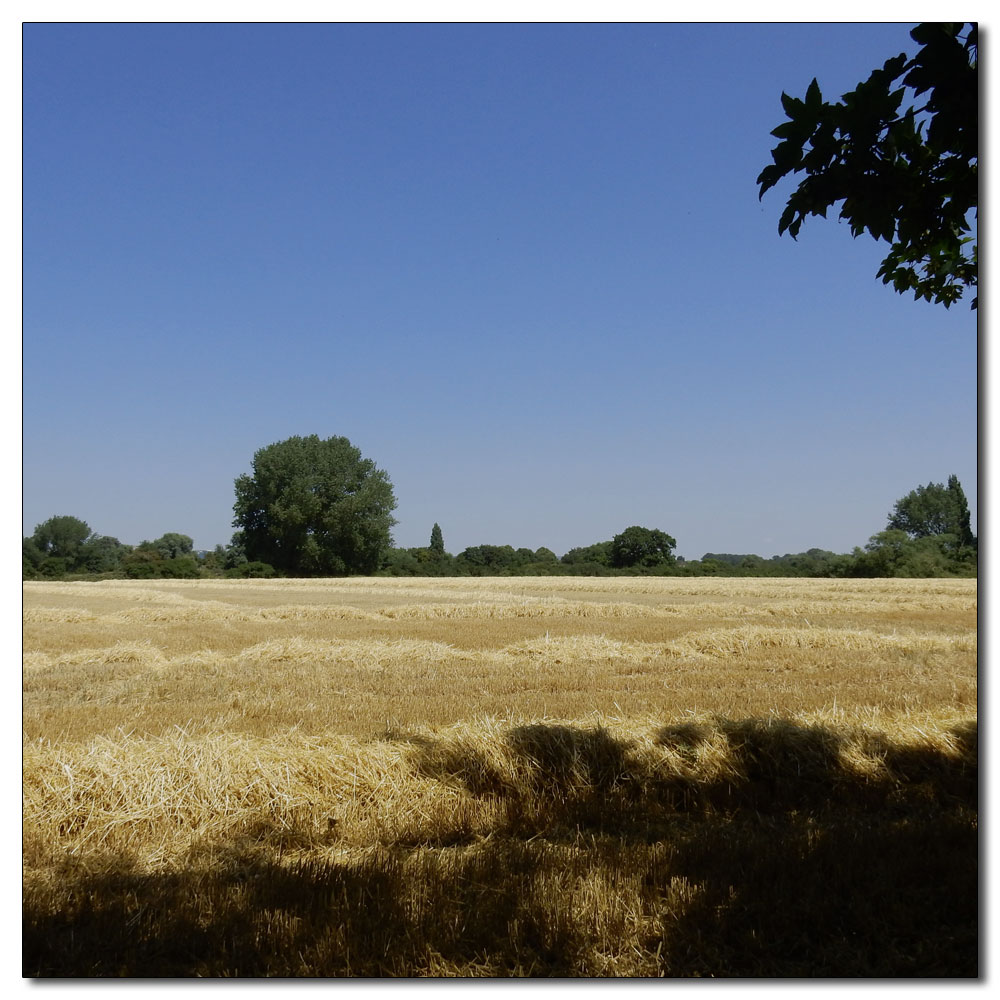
[22,21,978,560]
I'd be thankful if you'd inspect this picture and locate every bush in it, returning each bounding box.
[123,555,202,579]
[39,557,67,579]
[159,556,202,579]
[123,561,159,580]
[225,561,277,579]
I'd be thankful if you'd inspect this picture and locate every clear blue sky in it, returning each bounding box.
[22,22,977,560]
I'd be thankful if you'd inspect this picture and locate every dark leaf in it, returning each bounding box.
[780,91,804,116]
[756,164,783,198]
[805,77,822,110]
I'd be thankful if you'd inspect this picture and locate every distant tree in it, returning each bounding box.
[122,547,202,579]
[887,475,976,550]
[149,533,194,560]
[81,535,131,573]
[610,526,677,569]
[534,547,559,564]
[758,23,978,308]
[768,548,845,577]
[200,544,229,573]
[946,474,977,550]
[378,543,456,577]
[39,557,68,578]
[22,538,45,578]
[702,553,754,566]
[430,523,445,555]
[233,435,397,576]
[850,529,912,577]
[849,529,972,578]
[121,547,165,579]
[380,547,423,577]
[561,542,613,567]
[160,556,201,579]
[31,516,92,569]
[226,560,277,579]
[696,559,727,576]
[223,533,248,570]
[456,544,519,575]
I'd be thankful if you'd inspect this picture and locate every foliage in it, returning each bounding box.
[122,549,201,579]
[456,544,523,575]
[849,530,974,578]
[430,523,445,555]
[843,477,978,578]
[378,547,447,577]
[23,538,45,578]
[944,475,976,550]
[147,533,194,560]
[887,475,976,551]
[560,541,612,568]
[25,516,132,577]
[233,435,397,576]
[225,560,278,579]
[39,556,68,578]
[199,545,229,572]
[80,535,131,574]
[31,516,92,569]
[610,526,677,569]
[379,525,456,576]
[380,548,425,577]
[758,23,978,308]
[701,553,754,567]
[223,533,249,570]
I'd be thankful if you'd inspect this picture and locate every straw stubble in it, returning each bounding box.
[23,576,977,976]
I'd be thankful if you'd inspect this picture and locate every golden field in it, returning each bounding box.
[23,576,978,977]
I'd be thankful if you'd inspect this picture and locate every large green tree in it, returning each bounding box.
[610,526,677,569]
[758,22,977,308]
[30,515,92,569]
[233,435,397,576]
[147,532,194,560]
[887,475,976,550]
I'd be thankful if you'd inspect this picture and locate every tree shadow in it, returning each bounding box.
[24,717,978,977]
[23,835,573,976]
[652,805,977,976]
[410,716,978,827]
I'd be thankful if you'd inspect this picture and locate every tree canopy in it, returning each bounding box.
[758,22,977,308]
[887,475,976,549]
[430,523,445,555]
[232,435,397,576]
[610,526,677,569]
[147,533,194,560]
[31,515,92,562]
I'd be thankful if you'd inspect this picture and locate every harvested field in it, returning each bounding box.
[22,576,978,977]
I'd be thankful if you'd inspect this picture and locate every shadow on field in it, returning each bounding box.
[413,716,977,827]
[24,718,978,977]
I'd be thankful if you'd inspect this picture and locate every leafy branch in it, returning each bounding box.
[758,23,977,309]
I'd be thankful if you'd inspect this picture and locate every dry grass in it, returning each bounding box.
[22,576,978,977]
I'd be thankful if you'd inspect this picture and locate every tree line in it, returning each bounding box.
[24,435,976,582]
